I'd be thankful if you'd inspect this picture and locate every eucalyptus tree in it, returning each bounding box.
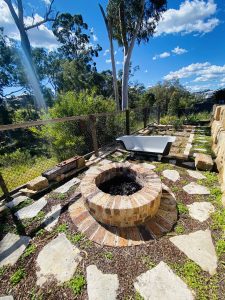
[99,4,120,110]
[3,0,56,108]
[107,0,167,110]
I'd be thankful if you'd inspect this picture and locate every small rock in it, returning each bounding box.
[187,170,206,180]
[27,176,49,191]
[6,195,28,209]
[187,202,215,222]
[36,233,82,286]
[195,153,214,171]
[140,163,156,170]
[19,188,36,197]
[15,197,47,220]
[162,170,180,182]
[87,265,119,300]
[134,261,194,300]
[0,233,30,267]
[43,204,61,231]
[170,229,217,275]
[183,182,210,195]
[54,177,81,194]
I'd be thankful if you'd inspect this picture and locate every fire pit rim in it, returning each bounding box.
[80,162,162,227]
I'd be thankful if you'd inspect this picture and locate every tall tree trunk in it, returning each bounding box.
[99,4,120,110]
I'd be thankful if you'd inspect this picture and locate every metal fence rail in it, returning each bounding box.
[0,108,157,197]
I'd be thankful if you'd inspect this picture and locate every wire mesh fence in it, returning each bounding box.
[0,108,157,197]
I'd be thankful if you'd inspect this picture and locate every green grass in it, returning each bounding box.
[171,261,218,300]
[104,251,114,260]
[10,268,26,285]
[177,202,189,215]
[66,274,86,295]
[56,223,68,233]
[174,224,185,234]
[141,256,156,269]
[0,156,57,196]
[0,266,6,277]
[211,209,225,231]
[22,244,37,258]
[69,233,85,244]
[216,239,225,257]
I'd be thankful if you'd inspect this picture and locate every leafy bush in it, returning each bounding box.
[0,149,34,167]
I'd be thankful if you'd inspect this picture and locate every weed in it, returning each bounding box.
[216,239,225,257]
[69,233,85,244]
[56,223,68,233]
[171,186,180,193]
[29,288,43,300]
[0,266,6,277]
[67,274,86,295]
[81,239,93,249]
[36,229,45,236]
[174,224,185,234]
[177,202,188,214]
[134,292,144,300]
[211,209,225,231]
[10,268,26,285]
[34,211,45,222]
[55,193,67,200]
[141,256,156,269]
[104,251,113,260]
[22,244,36,258]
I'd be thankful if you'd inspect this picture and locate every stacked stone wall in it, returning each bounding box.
[212,105,225,203]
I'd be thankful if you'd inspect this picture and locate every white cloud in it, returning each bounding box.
[0,0,58,50]
[42,0,51,4]
[172,46,188,55]
[104,49,110,56]
[164,62,225,85]
[155,0,219,36]
[116,61,122,65]
[186,84,212,92]
[114,50,117,55]
[153,51,170,60]
[144,70,148,73]
[106,59,111,63]
[93,34,98,42]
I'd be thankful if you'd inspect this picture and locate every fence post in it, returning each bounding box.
[0,173,10,200]
[89,114,99,157]
[126,109,130,135]
[143,107,148,128]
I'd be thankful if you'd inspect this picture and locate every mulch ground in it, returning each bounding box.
[0,152,225,299]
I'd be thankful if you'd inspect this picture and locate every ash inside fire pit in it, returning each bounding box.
[99,175,142,196]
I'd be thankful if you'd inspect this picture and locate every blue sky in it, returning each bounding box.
[1,0,225,92]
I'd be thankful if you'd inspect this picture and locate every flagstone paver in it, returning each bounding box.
[87,265,119,300]
[0,296,14,300]
[183,182,210,195]
[54,177,81,194]
[134,261,194,300]
[14,197,47,220]
[162,170,180,182]
[36,233,82,286]
[187,170,206,180]
[43,204,61,231]
[170,229,217,275]
[0,233,30,267]
[187,202,215,222]
[6,195,29,209]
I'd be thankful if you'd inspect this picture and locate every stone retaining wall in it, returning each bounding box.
[211,105,225,204]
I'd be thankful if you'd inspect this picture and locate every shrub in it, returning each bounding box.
[10,268,26,285]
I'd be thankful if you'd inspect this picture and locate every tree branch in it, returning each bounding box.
[25,0,56,30]
[4,87,26,97]
[17,0,23,23]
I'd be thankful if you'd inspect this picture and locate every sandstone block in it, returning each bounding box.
[195,153,213,171]
[27,176,49,191]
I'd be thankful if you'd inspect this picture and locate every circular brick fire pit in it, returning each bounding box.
[80,162,162,227]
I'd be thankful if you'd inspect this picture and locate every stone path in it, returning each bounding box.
[36,233,82,286]
[54,177,80,194]
[14,197,47,219]
[187,170,206,180]
[87,265,119,300]
[134,261,194,300]
[0,296,14,300]
[0,233,30,267]
[187,202,215,222]
[162,170,180,182]
[183,182,210,195]
[6,195,28,209]
[42,204,61,231]
[170,229,217,275]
